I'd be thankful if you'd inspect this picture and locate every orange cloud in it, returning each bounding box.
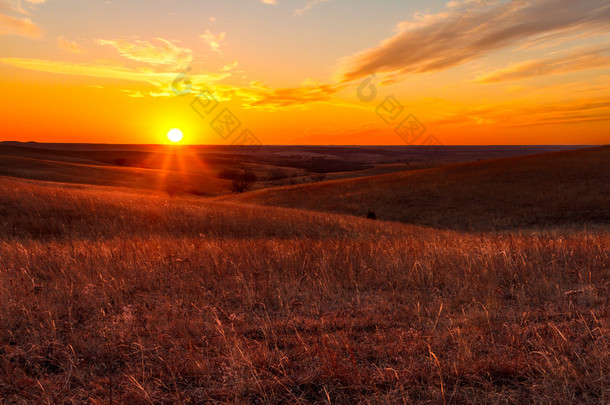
[430,96,610,129]
[0,56,351,110]
[339,0,610,82]
[56,36,85,54]
[0,0,48,38]
[0,13,40,37]
[0,57,230,88]
[226,80,352,111]
[96,38,193,67]
[200,30,226,53]
[477,46,610,83]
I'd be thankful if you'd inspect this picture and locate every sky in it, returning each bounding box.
[1,0,609,145]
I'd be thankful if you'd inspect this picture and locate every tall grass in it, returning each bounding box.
[0,177,608,403]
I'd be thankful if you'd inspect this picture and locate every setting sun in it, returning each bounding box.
[167,128,183,143]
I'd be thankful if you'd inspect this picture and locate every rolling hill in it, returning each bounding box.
[0,145,608,402]
[224,146,610,231]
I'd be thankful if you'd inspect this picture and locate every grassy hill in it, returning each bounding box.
[0,174,608,403]
[0,144,608,403]
[0,143,584,199]
[225,146,610,231]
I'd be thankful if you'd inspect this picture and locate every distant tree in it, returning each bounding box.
[231,169,257,193]
[366,211,377,220]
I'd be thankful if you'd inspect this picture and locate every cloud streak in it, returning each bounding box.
[0,57,230,88]
[0,0,46,38]
[200,30,226,53]
[476,46,610,83]
[0,12,40,37]
[96,38,193,67]
[339,0,610,82]
[294,0,331,16]
[231,81,349,111]
[430,96,610,129]
[56,36,85,54]
[0,54,353,111]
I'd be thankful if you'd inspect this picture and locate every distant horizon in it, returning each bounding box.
[1,140,604,147]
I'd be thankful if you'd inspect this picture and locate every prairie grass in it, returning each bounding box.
[227,146,610,231]
[0,176,608,403]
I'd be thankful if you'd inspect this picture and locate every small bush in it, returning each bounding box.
[231,169,257,193]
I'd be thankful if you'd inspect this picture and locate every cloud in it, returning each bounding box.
[476,46,610,83]
[339,0,610,82]
[236,82,347,110]
[200,30,226,53]
[1,53,356,111]
[294,0,331,16]
[430,96,610,128]
[0,57,230,89]
[56,36,85,54]
[96,38,193,67]
[0,56,350,110]
[510,97,610,127]
[260,0,277,4]
[0,0,45,38]
[1,0,45,15]
[0,13,40,37]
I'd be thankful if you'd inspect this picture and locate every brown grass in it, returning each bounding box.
[226,146,610,231]
[0,173,609,404]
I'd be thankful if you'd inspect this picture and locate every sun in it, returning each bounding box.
[167,128,184,143]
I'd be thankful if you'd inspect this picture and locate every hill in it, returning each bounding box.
[225,146,610,231]
[0,174,608,403]
[0,143,583,197]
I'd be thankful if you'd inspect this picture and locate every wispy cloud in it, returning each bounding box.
[0,57,230,88]
[0,13,40,37]
[476,46,610,83]
[0,55,352,111]
[294,0,331,16]
[96,38,193,67]
[56,36,85,54]
[232,80,349,111]
[0,0,46,38]
[430,96,610,128]
[260,0,276,4]
[339,0,610,82]
[200,30,226,53]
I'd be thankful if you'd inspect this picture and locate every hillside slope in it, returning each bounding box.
[0,172,608,403]
[225,146,610,230]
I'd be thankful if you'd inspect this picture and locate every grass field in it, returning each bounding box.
[226,146,610,231]
[0,146,608,403]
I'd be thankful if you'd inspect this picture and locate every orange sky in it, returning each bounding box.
[1,0,609,145]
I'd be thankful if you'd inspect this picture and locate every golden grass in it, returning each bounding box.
[0,174,609,403]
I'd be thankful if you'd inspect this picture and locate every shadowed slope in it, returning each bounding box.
[224,146,610,231]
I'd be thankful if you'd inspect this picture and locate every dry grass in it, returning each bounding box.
[226,146,610,231]
[0,174,609,404]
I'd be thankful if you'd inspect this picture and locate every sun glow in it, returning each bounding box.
[167,128,184,143]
